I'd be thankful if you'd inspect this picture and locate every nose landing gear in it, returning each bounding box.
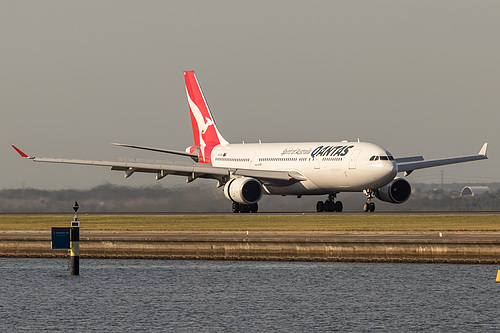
[363,189,376,212]
[316,193,343,212]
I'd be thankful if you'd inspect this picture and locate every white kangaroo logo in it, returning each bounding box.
[200,117,213,135]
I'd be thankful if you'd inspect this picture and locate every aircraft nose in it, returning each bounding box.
[389,161,398,176]
[379,161,398,182]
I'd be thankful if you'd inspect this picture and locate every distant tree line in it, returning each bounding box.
[0,182,499,213]
[0,183,227,213]
[385,188,500,212]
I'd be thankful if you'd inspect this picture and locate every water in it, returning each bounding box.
[1,259,499,332]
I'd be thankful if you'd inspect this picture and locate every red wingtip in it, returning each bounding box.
[12,145,30,158]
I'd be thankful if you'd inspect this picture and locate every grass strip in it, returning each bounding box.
[0,214,500,231]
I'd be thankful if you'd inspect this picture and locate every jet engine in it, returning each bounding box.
[224,177,263,205]
[375,178,411,204]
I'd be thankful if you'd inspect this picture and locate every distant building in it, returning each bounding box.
[460,186,491,197]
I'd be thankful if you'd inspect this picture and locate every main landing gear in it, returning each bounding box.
[363,189,376,212]
[316,193,343,212]
[232,202,258,213]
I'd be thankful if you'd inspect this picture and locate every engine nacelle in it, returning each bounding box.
[375,178,412,204]
[224,177,263,205]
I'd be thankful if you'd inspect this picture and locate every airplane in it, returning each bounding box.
[12,70,488,213]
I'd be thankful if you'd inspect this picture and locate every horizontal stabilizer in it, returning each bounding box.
[112,143,198,161]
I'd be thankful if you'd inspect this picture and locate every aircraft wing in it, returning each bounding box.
[397,143,488,175]
[395,156,424,163]
[11,145,305,186]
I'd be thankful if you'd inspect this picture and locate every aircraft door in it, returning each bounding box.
[250,152,258,169]
[314,157,321,169]
[349,150,361,169]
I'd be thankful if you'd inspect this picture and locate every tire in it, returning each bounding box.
[232,202,240,213]
[334,201,343,212]
[250,203,258,213]
[316,201,324,212]
[369,202,375,212]
[363,203,369,212]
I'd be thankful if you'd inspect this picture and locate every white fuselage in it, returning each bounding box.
[209,141,398,196]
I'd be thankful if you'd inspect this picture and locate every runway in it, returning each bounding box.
[1,210,500,216]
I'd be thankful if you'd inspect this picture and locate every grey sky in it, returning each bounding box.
[2,1,499,189]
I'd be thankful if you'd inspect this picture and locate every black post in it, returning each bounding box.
[70,201,80,276]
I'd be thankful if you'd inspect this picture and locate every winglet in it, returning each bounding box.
[11,145,31,158]
[479,143,488,157]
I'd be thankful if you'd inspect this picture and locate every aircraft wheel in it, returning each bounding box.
[369,202,375,212]
[232,202,240,213]
[334,201,343,212]
[240,204,250,213]
[316,201,324,212]
[325,200,334,212]
[363,203,369,212]
[249,203,258,213]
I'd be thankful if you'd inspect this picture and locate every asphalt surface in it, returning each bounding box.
[1,211,500,216]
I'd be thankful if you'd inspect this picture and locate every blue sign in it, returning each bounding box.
[51,227,70,249]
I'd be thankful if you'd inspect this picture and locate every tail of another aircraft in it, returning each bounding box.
[184,71,229,149]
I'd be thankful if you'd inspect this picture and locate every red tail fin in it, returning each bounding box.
[184,71,228,147]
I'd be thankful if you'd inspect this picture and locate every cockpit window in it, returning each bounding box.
[370,155,393,161]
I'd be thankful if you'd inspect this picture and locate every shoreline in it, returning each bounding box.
[2,230,500,264]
